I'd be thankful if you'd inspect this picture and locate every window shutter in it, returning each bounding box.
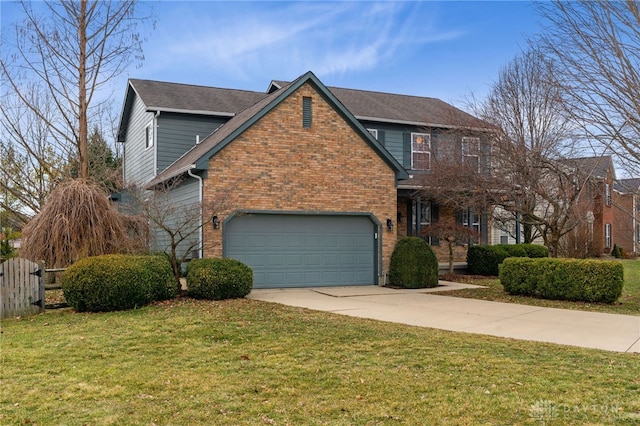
[431,202,440,246]
[302,97,312,128]
[481,214,488,244]
[403,132,411,168]
[378,130,386,146]
[431,202,439,222]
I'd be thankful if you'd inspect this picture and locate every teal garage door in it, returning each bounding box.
[224,214,376,288]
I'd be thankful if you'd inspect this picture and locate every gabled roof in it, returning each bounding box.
[563,155,616,181]
[128,79,266,115]
[148,71,408,187]
[117,79,267,142]
[615,178,640,194]
[119,76,491,143]
[270,80,489,130]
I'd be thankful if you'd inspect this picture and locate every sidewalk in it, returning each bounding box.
[248,282,640,353]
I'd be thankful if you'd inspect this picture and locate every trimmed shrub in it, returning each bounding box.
[62,255,176,312]
[467,244,548,276]
[499,258,623,303]
[467,245,510,276]
[187,258,253,300]
[520,244,549,258]
[388,237,438,289]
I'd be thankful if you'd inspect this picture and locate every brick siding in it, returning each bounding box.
[202,82,398,275]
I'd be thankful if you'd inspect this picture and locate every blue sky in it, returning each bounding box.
[1,1,541,107]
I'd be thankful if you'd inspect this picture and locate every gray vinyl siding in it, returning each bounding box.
[123,95,156,185]
[150,177,202,258]
[358,121,409,168]
[156,113,227,173]
[359,121,491,173]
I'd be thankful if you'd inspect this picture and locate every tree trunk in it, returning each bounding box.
[77,0,89,181]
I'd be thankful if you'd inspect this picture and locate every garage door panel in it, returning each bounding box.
[225,214,376,288]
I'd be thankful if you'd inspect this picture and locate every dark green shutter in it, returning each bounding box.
[403,132,411,169]
[431,202,440,246]
[481,214,489,244]
[378,130,386,146]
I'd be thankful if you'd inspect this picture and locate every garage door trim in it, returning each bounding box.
[222,210,382,287]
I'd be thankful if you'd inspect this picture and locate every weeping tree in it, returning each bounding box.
[20,180,146,267]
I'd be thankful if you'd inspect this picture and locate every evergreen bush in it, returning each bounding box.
[467,244,548,276]
[499,258,623,303]
[187,258,253,300]
[388,237,438,289]
[62,255,176,312]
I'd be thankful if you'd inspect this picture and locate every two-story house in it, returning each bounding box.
[117,71,493,288]
[562,156,617,257]
[614,178,640,256]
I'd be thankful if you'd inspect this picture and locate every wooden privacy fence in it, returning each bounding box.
[1,258,45,319]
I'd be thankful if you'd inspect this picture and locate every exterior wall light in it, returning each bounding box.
[213,215,220,229]
[387,218,393,231]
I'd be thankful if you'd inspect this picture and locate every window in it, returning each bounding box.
[411,200,431,228]
[367,128,378,139]
[411,133,431,170]
[302,97,312,128]
[605,223,612,249]
[420,202,431,226]
[461,210,481,235]
[605,183,611,206]
[145,122,154,149]
[462,137,480,171]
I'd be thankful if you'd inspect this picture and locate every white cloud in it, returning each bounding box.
[141,1,466,84]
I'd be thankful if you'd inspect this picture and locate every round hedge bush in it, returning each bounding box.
[388,237,438,289]
[62,255,176,312]
[186,258,253,300]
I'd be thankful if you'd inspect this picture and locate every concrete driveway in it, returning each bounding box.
[248,281,640,353]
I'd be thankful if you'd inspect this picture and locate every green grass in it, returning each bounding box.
[437,259,640,315]
[2,299,639,425]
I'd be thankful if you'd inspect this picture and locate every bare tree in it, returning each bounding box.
[124,179,234,290]
[467,49,595,255]
[1,0,150,181]
[536,0,640,175]
[420,221,479,275]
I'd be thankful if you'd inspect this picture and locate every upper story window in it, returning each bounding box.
[605,183,611,206]
[411,132,431,170]
[145,122,154,149]
[462,137,480,171]
[367,128,378,139]
[302,97,312,128]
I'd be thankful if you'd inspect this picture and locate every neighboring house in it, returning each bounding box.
[613,178,640,255]
[563,156,617,256]
[117,71,493,288]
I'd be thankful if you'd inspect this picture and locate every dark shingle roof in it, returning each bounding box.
[149,72,408,186]
[129,79,267,115]
[328,86,487,129]
[563,155,615,180]
[129,78,490,130]
[615,178,640,194]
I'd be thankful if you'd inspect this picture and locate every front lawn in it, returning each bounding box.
[2,299,639,425]
[437,259,640,315]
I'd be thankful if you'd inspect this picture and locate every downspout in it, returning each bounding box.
[153,111,160,175]
[187,166,203,259]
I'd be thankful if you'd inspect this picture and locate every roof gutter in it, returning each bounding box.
[354,115,494,133]
[146,107,235,117]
